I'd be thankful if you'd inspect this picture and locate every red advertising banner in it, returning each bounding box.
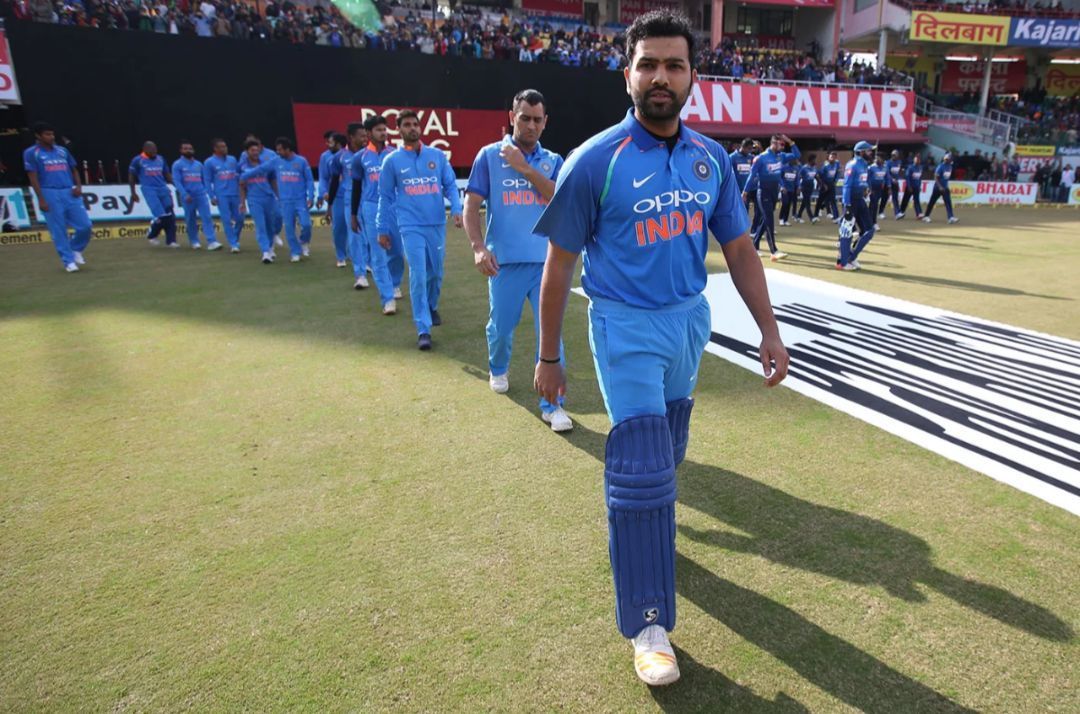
[941,60,1026,94]
[620,0,681,25]
[521,0,583,17]
[722,33,796,51]
[0,29,21,104]
[682,81,917,140]
[739,0,833,7]
[292,103,507,169]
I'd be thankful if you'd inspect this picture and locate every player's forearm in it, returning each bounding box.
[723,235,781,340]
[537,243,577,359]
[463,194,485,249]
[28,174,43,203]
[521,166,555,200]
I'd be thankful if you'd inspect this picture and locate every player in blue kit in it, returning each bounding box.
[838,140,876,270]
[244,135,284,248]
[172,141,221,250]
[339,122,369,289]
[814,151,841,223]
[532,12,788,687]
[900,153,924,219]
[204,139,243,253]
[463,89,571,432]
[923,153,959,223]
[317,131,349,267]
[25,122,93,272]
[885,149,904,218]
[867,153,887,230]
[795,155,818,223]
[352,115,402,314]
[778,155,800,225]
[272,137,315,262]
[747,132,798,260]
[377,110,463,351]
[729,138,754,208]
[128,140,177,248]
[238,138,280,264]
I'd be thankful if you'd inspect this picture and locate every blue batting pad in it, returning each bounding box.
[666,398,694,467]
[605,414,677,638]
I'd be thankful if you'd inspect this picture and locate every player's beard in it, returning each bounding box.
[634,85,690,122]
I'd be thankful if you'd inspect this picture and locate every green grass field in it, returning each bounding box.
[2,207,1078,712]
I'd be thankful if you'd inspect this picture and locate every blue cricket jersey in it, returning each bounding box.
[533,108,749,310]
[868,163,887,190]
[728,150,753,191]
[24,143,77,189]
[935,162,953,188]
[821,160,840,188]
[128,153,169,190]
[799,166,817,190]
[466,136,564,265]
[338,147,356,212]
[203,154,240,199]
[748,144,801,192]
[238,153,277,200]
[781,164,799,192]
[358,142,395,204]
[842,157,870,204]
[376,143,462,234]
[905,163,923,189]
[172,157,209,199]
[317,148,337,199]
[885,159,903,183]
[275,154,314,202]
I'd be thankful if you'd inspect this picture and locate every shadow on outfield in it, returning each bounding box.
[650,646,808,714]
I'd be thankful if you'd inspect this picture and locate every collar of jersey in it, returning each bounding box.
[500,135,545,162]
[620,108,688,152]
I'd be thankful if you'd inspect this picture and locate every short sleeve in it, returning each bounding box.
[465,147,489,198]
[549,153,565,181]
[532,149,597,255]
[65,149,77,169]
[128,157,139,178]
[23,149,36,174]
[708,152,750,245]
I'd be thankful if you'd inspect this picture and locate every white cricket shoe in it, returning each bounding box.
[796,217,805,224]
[948,217,959,224]
[207,241,223,251]
[851,259,862,270]
[261,252,274,264]
[167,242,180,249]
[757,250,769,257]
[778,220,789,226]
[811,216,819,224]
[895,212,905,220]
[771,251,788,261]
[230,246,240,254]
[302,244,311,257]
[632,625,680,687]
[489,372,509,394]
[148,237,161,247]
[290,255,301,263]
[922,216,932,223]
[878,212,885,219]
[382,299,397,315]
[65,262,79,273]
[542,407,573,432]
[274,235,283,247]
[191,243,202,250]
[73,251,86,265]
[841,263,858,271]
[393,287,403,299]
[353,276,369,290]
[873,223,881,231]
[336,260,347,268]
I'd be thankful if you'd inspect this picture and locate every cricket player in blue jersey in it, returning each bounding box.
[244,135,284,247]
[172,141,221,250]
[25,122,93,272]
[352,115,402,314]
[867,154,887,229]
[814,151,841,222]
[838,140,876,270]
[885,149,904,218]
[742,166,762,238]
[463,89,571,432]
[778,155,800,225]
[318,131,350,267]
[129,140,177,247]
[339,122,369,289]
[238,139,280,264]
[204,139,243,253]
[795,155,818,223]
[377,110,463,351]
[923,153,959,223]
[272,137,315,262]
[728,137,754,209]
[533,12,788,687]
[900,153,924,219]
[747,132,798,260]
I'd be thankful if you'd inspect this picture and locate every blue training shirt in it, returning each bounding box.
[466,135,564,265]
[935,162,953,188]
[338,147,356,210]
[868,163,887,190]
[172,157,209,199]
[376,142,462,234]
[885,159,903,184]
[238,153,277,200]
[821,160,840,187]
[799,166,817,190]
[905,163,923,190]
[275,154,314,203]
[781,163,799,191]
[842,157,870,204]
[748,144,801,193]
[24,143,77,189]
[728,150,753,190]
[317,148,337,200]
[129,153,169,190]
[532,108,749,310]
[204,154,240,199]
[358,142,395,205]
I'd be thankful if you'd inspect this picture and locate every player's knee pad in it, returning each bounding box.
[666,398,694,467]
[604,414,677,638]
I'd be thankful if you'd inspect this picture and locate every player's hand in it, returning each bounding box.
[316,195,325,209]
[351,216,359,232]
[130,193,139,204]
[39,199,50,213]
[306,199,313,209]
[474,247,498,276]
[185,195,192,204]
[534,360,566,405]
[378,234,391,250]
[72,186,82,197]
[759,333,789,388]
[240,201,247,214]
[499,143,528,173]
[453,214,463,228]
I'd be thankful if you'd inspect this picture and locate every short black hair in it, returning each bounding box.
[179,139,193,148]
[323,130,335,139]
[211,137,225,148]
[512,89,546,113]
[397,110,420,125]
[347,122,366,137]
[332,132,347,147]
[740,138,754,149]
[624,10,695,63]
[275,137,293,151]
[31,121,54,136]
[243,138,261,150]
[363,115,388,132]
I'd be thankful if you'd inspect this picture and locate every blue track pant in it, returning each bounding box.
[330,198,348,261]
[401,225,445,335]
[248,197,277,254]
[216,195,242,248]
[181,193,217,246]
[280,199,312,257]
[143,187,177,244]
[41,188,92,267]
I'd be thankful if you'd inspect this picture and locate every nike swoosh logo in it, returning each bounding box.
[400,168,409,173]
[501,163,512,169]
[632,173,656,189]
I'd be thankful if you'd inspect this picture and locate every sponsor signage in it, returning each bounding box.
[739,0,833,6]
[0,29,21,104]
[0,188,32,229]
[721,33,796,51]
[619,0,682,24]
[1044,64,1080,97]
[292,103,507,170]
[899,180,1038,205]
[520,0,582,17]
[910,11,1011,45]
[941,60,1026,94]
[682,82,916,138]
[1015,145,1056,157]
[1070,185,1080,206]
[1009,18,1080,49]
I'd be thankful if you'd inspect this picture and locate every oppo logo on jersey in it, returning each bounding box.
[503,178,530,188]
[403,175,441,196]
[403,176,437,186]
[633,190,710,214]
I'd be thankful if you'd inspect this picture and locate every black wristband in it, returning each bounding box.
[539,357,561,364]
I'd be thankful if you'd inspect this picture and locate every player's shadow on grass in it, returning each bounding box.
[676,460,1074,644]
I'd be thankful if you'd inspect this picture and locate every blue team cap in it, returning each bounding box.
[853,141,873,152]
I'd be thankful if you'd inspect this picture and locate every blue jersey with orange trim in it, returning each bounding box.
[842,157,870,204]
[376,143,462,233]
[128,153,169,190]
[728,150,753,190]
[24,143,77,189]
[172,157,208,198]
[359,143,395,205]
[466,136,564,265]
[204,154,239,199]
[275,154,314,202]
[533,108,749,309]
